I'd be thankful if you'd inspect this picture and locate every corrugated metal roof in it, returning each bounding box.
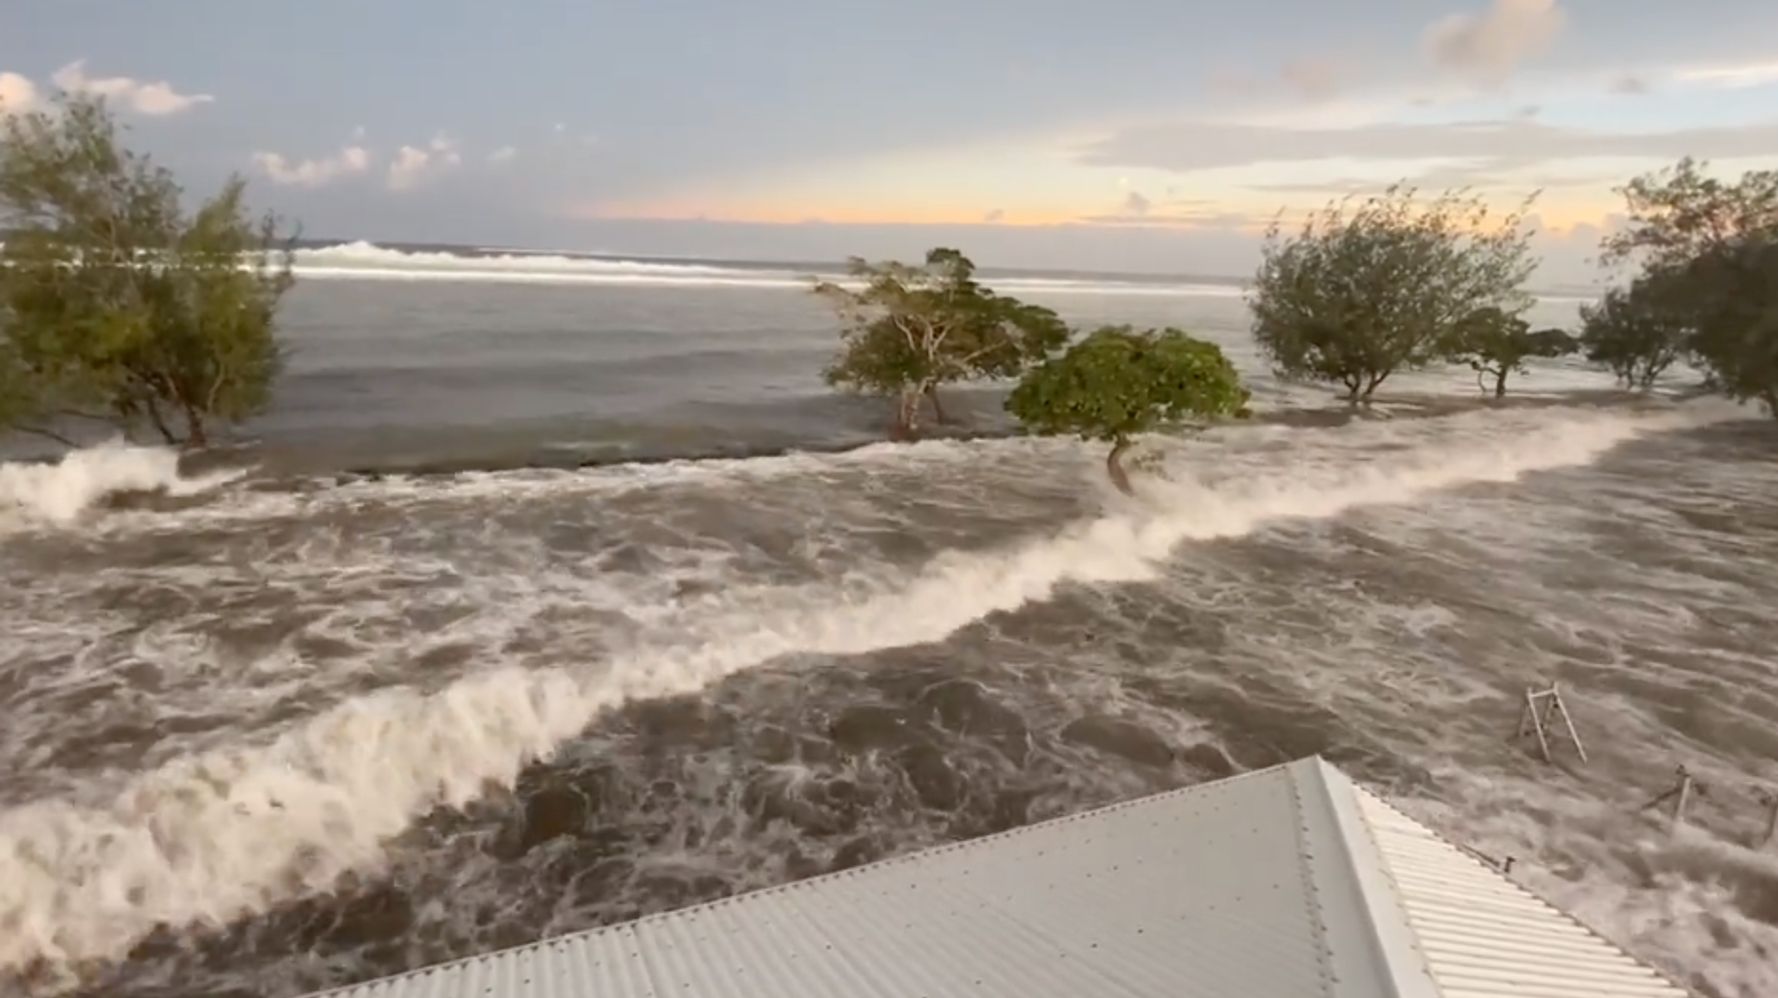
[1347,774,1689,998]
[301,758,1689,998]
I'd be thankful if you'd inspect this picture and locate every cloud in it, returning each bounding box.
[488,145,519,164]
[387,133,463,191]
[253,145,371,188]
[1080,117,1778,177]
[1281,58,1344,100]
[982,208,1005,223]
[0,71,37,113]
[1424,0,1565,85]
[1078,207,1255,229]
[1610,74,1650,95]
[50,60,213,115]
[1677,61,1778,89]
[1122,190,1152,216]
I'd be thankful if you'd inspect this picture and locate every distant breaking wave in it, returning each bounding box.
[289,241,1248,297]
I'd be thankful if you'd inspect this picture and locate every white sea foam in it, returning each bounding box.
[0,403,1723,982]
[0,443,241,529]
[289,242,1247,297]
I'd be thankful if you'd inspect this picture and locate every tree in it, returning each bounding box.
[1578,281,1689,389]
[1678,237,1778,414]
[1448,307,1578,397]
[814,248,1066,437]
[1005,326,1248,495]
[1250,186,1537,401]
[1602,159,1778,415]
[0,94,293,448]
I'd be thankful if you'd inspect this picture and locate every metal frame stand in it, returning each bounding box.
[1640,766,1701,832]
[1513,683,1588,764]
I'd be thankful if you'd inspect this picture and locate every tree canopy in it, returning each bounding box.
[1,94,293,448]
[813,248,1065,437]
[1600,159,1778,414]
[1006,326,1248,495]
[1447,307,1578,398]
[1579,281,1689,390]
[1250,186,1537,401]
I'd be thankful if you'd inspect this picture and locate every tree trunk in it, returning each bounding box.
[1764,389,1778,419]
[142,397,179,445]
[181,407,209,450]
[1106,438,1134,497]
[925,384,949,425]
[892,387,923,440]
[1494,368,1509,398]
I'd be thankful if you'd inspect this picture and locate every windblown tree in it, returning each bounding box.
[0,94,293,449]
[1006,326,1248,496]
[814,248,1066,437]
[1578,281,1690,389]
[1250,186,1537,401]
[1448,307,1578,398]
[1602,159,1778,414]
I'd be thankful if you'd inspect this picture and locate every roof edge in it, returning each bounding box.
[1291,757,1441,998]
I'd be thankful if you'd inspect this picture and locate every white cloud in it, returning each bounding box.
[50,59,213,115]
[488,145,518,164]
[253,145,372,188]
[0,71,37,113]
[387,133,462,190]
[1081,117,1778,177]
[1677,61,1778,89]
[1424,0,1565,85]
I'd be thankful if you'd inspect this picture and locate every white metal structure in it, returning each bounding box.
[305,757,1688,998]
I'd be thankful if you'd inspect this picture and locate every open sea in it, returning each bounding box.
[1,242,1774,998]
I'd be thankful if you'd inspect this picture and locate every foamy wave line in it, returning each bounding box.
[0,405,1717,983]
[290,242,1246,297]
[0,443,242,529]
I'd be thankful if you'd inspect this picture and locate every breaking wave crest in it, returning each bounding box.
[0,443,241,529]
[0,404,1721,985]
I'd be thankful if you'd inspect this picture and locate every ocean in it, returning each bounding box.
[1,242,1773,998]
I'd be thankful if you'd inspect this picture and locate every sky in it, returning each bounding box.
[3,0,1778,282]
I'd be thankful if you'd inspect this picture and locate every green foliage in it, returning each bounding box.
[1578,281,1689,390]
[1006,326,1247,494]
[1250,186,1537,400]
[1669,237,1778,413]
[813,247,1066,436]
[1448,307,1578,397]
[0,94,293,448]
[1604,157,1778,272]
[1601,160,1778,415]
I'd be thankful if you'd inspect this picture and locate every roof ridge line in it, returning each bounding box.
[1290,757,1442,998]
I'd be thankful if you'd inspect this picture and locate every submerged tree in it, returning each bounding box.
[814,248,1066,437]
[0,94,293,448]
[1602,159,1778,415]
[1006,326,1248,495]
[1448,307,1578,398]
[1579,281,1690,390]
[1250,186,1537,401]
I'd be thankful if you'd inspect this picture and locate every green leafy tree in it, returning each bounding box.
[814,248,1066,437]
[1250,186,1537,401]
[1602,159,1778,415]
[1448,307,1578,397]
[1579,281,1689,389]
[1006,326,1248,495]
[0,94,293,448]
